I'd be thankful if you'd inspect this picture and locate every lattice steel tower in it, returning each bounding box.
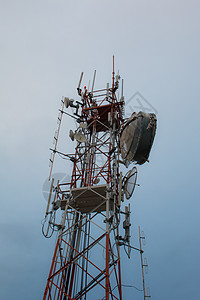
[42,58,156,300]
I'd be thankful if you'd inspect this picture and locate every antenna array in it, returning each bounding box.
[42,59,157,300]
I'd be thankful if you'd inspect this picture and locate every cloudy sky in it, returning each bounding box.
[1,0,200,299]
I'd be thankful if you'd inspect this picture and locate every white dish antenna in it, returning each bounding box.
[123,166,137,199]
[74,131,87,143]
[64,97,78,109]
[64,97,73,108]
[69,129,87,143]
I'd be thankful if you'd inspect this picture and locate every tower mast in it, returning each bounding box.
[42,60,157,300]
[43,64,124,300]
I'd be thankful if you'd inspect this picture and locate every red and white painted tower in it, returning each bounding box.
[42,58,156,300]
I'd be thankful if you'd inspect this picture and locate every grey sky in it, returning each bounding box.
[0,0,200,299]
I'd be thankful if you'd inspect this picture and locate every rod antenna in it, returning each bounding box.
[91,70,96,93]
[78,72,84,90]
[112,55,115,90]
[121,79,124,100]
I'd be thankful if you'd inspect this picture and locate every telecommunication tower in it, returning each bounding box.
[42,58,157,300]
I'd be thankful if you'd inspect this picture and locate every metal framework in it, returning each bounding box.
[43,59,126,300]
[43,58,155,300]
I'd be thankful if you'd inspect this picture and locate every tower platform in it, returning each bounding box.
[61,184,110,213]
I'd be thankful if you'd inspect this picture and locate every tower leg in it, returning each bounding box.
[105,196,109,300]
[43,238,60,300]
[106,233,109,300]
[118,260,122,300]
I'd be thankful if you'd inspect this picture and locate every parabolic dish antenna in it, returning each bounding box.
[74,131,87,143]
[123,166,137,199]
[69,130,87,143]
[119,111,157,166]
[64,97,75,108]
